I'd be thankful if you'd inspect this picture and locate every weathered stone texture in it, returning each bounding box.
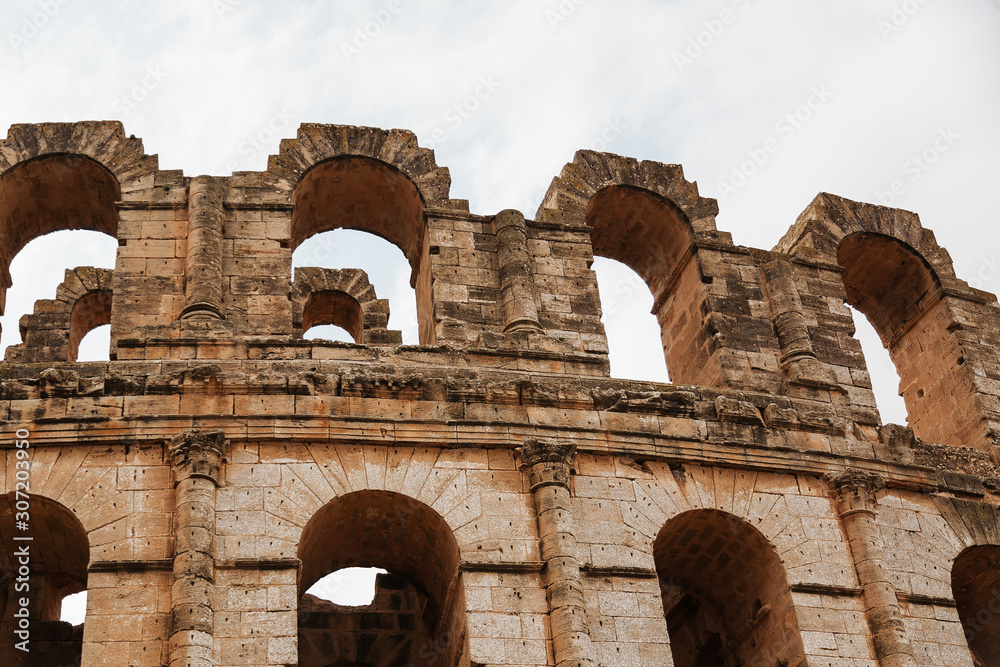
[1,121,999,667]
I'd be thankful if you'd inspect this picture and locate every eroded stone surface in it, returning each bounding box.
[0,121,998,667]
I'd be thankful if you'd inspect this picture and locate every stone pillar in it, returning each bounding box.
[494,209,542,333]
[180,176,226,320]
[518,440,593,667]
[760,257,836,387]
[829,470,916,667]
[168,428,227,667]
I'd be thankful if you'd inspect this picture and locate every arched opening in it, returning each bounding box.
[0,493,89,664]
[591,256,668,382]
[654,509,805,667]
[293,230,417,344]
[837,233,971,445]
[297,491,468,667]
[70,290,112,361]
[585,185,714,385]
[303,291,363,342]
[0,155,119,260]
[291,156,427,344]
[0,231,117,360]
[0,154,119,330]
[953,545,1000,666]
[849,305,907,425]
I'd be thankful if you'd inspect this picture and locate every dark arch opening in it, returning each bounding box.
[837,232,973,446]
[69,290,113,361]
[291,156,425,265]
[303,291,363,342]
[0,153,119,357]
[654,508,805,667]
[953,545,1000,666]
[0,154,120,260]
[0,493,89,664]
[585,185,714,384]
[297,490,468,667]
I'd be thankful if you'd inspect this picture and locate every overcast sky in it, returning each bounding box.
[3,0,1000,427]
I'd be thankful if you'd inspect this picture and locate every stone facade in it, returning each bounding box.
[1,121,1000,666]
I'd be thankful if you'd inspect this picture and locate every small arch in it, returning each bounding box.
[0,493,89,663]
[297,490,468,667]
[69,291,113,360]
[654,509,806,667]
[304,291,363,342]
[952,545,1000,666]
[293,267,402,345]
[4,266,114,363]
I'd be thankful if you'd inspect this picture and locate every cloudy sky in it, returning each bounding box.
[3,0,999,428]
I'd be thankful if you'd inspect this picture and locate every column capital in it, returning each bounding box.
[169,428,228,483]
[828,469,885,515]
[518,440,575,490]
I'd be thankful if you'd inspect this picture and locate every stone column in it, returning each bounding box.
[494,209,542,333]
[829,470,916,667]
[168,428,227,667]
[180,176,226,320]
[760,257,836,387]
[518,440,593,667]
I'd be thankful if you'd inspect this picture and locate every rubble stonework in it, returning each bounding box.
[1,121,1000,666]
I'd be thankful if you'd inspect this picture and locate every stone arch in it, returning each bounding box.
[293,267,402,345]
[269,124,465,345]
[0,121,157,339]
[0,492,90,664]
[653,508,806,667]
[296,489,469,667]
[536,150,734,386]
[5,267,113,362]
[933,498,1000,666]
[777,193,1000,449]
[952,546,1000,666]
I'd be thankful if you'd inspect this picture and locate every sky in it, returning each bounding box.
[2,0,1000,617]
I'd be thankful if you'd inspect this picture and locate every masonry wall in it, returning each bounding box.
[1,121,1000,667]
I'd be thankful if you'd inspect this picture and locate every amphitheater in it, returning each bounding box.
[2,121,1000,667]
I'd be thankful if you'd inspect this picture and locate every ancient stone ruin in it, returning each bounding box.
[2,121,1000,666]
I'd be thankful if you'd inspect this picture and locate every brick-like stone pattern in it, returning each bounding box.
[1,121,1000,666]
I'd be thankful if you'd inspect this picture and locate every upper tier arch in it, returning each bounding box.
[0,122,157,323]
[775,192,963,287]
[534,149,720,231]
[266,123,461,211]
[777,193,1000,450]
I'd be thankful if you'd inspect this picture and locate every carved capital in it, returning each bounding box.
[517,440,575,490]
[169,428,228,482]
[828,469,885,516]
